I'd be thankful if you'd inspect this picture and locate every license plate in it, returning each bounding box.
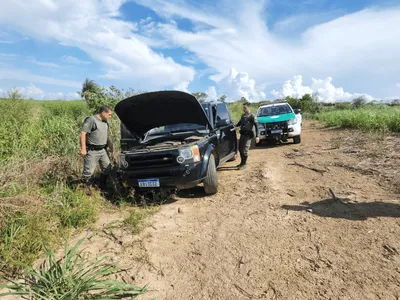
[271,129,283,134]
[138,179,160,188]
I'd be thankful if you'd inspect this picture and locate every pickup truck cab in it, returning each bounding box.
[256,102,302,144]
[115,91,238,195]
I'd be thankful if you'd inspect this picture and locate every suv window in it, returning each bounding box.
[258,104,293,117]
[216,104,231,123]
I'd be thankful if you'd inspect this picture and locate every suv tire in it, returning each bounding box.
[204,154,218,195]
[293,135,301,144]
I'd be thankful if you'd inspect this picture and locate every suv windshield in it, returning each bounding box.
[147,123,206,136]
[146,103,209,137]
[258,104,292,117]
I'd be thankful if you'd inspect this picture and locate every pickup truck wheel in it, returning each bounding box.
[293,135,301,144]
[204,154,218,195]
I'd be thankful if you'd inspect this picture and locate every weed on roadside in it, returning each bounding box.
[0,238,147,299]
[0,210,59,277]
[123,207,159,235]
[330,134,344,149]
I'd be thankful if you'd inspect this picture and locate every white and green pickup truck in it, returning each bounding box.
[256,102,302,144]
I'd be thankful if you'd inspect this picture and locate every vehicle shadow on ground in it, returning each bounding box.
[282,199,400,221]
[252,140,296,150]
[177,186,207,199]
[217,166,239,172]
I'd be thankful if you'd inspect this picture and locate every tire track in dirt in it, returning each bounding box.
[131,121,400,300]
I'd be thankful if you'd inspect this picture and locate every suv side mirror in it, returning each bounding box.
[216,118,230,127]
[294,109,301,114]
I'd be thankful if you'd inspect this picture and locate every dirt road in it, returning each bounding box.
[82,121,400,299]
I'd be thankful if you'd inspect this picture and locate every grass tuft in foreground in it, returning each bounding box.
[0,238,146,299]
[123,207,159,235]
[0,184,103,277]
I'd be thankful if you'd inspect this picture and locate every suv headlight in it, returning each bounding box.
[177,145,201,163]
[287,118,297,125]
[119,153,128,168]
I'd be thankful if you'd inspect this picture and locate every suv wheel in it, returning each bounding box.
[204,154,218,195]
[293,135,301,144]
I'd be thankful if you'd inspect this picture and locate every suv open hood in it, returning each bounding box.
[115,91,213,137]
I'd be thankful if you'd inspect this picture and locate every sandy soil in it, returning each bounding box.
[4,120,400,300]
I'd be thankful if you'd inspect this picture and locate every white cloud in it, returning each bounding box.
[0,31,28,44]
[173,81,190,93]
[26,58,60,68]
[272,75,374,103]
[0,0,194,89]
[16,83,45,98]
[0,53,59,68]
[61,55,91,65]
[130,1,400,98]
[216,68,266,102]
[3,84,80,100]
[183,55,200,65]
[272,75,313,99]
[0,68,81,88]
[0,53,19,60]
[205,86,217,101]
[2,1,400,98]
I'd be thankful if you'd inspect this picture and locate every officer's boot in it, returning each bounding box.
[237,153,244,168]
[98,173,109,190]
[238,156,247,170]
[82,178,92,196]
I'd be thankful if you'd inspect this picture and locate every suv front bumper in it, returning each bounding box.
[259,122,301,140]
[118,161,205,190]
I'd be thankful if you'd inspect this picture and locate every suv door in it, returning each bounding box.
[215,103,236,159]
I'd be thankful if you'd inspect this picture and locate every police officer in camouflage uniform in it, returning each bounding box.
[80,105,114,189]
[236,102,259,170]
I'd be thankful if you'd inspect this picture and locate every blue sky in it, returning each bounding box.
[0,0,399,102]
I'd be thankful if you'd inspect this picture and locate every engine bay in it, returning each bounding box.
[128,135,205,152]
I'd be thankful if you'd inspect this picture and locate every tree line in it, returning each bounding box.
[78,78,400,114]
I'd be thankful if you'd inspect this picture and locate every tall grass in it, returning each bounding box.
[0,210,59,276]
[0,97,143,282]
[0,185,102,276]
[0,238,146,299]
[315,106,400,132]
[0,99,91,162]
[227,100,259,123]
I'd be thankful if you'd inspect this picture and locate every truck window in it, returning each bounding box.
[258,104,292,117]
[216,104,231,123]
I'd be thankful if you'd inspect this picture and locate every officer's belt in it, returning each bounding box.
[86,144,106,151]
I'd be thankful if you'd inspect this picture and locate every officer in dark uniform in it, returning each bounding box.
[236,102,259,169]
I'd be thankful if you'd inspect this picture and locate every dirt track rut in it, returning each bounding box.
[130,121,400,300]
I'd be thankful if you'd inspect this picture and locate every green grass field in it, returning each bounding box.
[0,97,152,286]
[314,106,400,132]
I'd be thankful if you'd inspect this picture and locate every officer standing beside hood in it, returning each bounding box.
[235,102,260,169]
[80,105,114,191]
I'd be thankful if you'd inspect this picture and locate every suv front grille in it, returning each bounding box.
[262,121,288,130]
[126,153,177,169]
